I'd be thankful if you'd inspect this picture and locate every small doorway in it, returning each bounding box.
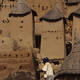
[35,35,41,49]
[66,42,72,56]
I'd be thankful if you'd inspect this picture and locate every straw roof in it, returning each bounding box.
[40,4,64,21]
[66,0,80,4]
[55,29,80,79]
[69,8,80,20]
[10,0,31,15]
[72,8,80,15]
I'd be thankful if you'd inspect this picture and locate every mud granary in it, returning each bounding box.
[54,30,80,80]
[0,0,80,80]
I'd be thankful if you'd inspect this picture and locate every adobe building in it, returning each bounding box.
[39,4,65,59]
[0,0,36,80]
[69,8,80,45]
[9,0,34,50]
[0,0,34,54]
[1,0,80,79]
[0,0,17,54]
[61,0,80,44]
[24,0,80,50]
[54,30,80,80]
[0,0,34,53]
[65,0,80,18]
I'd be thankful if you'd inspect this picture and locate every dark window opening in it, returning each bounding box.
[20,39,23,42]
[9,54,11,57]
[4,66,6,69]
[0,30,2,34]
[16,54,18,57]
[66,42,72,56]
[66,0,68,2]
[56,37,58,40]
[2,40,4,43]
[48,31,50,32]
[53,61,59,65]
[21,20,23,23]
[35,35,41,49]
[42,6,45,10]
[20,26,23,28]
[19,66,22,69]
[38,4,40,8]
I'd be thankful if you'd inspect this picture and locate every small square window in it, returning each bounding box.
[42,6,45,10]
[56,37,58,40]
[20,39,23,42]
[0,30,2,34]
[2,40,4,43]
[21,20,23,23]
[20,26,23,28]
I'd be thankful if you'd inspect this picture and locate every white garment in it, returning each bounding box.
[42,62,54,78]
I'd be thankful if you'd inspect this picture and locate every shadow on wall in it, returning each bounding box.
[12,40,20,51]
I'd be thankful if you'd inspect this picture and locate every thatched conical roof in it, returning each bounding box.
[10,0,31,15]
[55,29,80,79]
[40,4,64,21]
[69,8,80,20]
[66,0,80,4]
[72,8,80,15]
